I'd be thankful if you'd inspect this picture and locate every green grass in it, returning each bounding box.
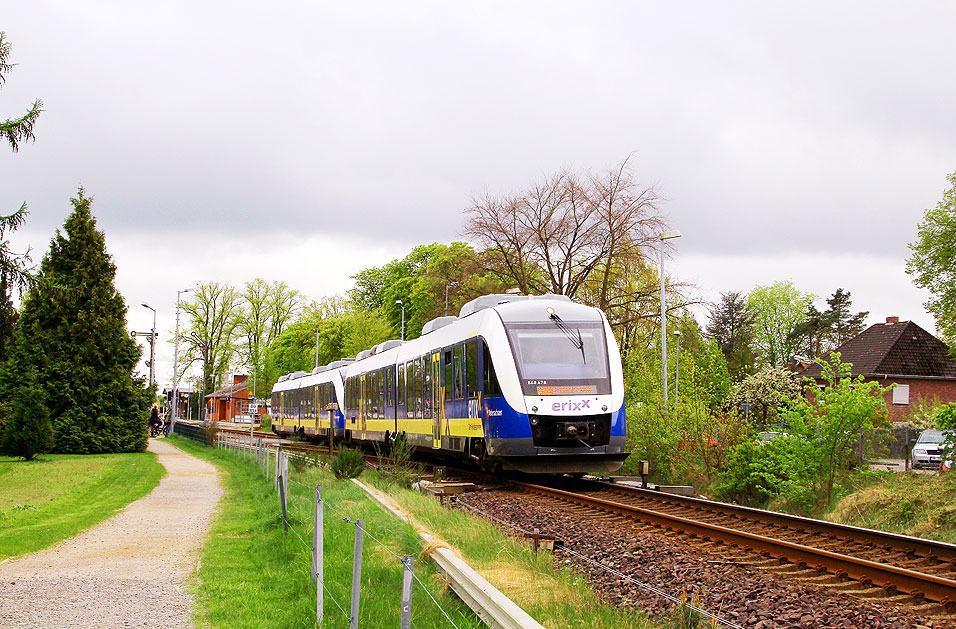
[168,435,484,628]
[826,469,956,543]
[0,451,164,558]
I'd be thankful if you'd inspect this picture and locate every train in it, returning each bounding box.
[270,293,628,474]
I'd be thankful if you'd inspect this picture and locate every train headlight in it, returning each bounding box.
[602,405,608,411]
[530,416,539,425]
[531,406,538,413]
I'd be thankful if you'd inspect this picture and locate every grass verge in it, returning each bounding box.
[0,451,164,558]
[168,435,483,628]
[826,469,956,543]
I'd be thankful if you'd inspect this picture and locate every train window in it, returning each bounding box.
[483,342,502,397]
[422,356,432,419]
[454,344,465,400]
[443,349,453,402]
[386,366,394,408]
[466,340,478,398]
[408,361,416,418]
[397,364,405,413]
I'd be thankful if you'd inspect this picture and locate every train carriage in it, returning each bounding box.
[272,293,628,475]
[271,362,347,439]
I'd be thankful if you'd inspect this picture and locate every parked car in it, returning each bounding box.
[912,429,954,470]
[756,431,790,444]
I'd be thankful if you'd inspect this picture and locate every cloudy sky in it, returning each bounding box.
[3,2,954,386]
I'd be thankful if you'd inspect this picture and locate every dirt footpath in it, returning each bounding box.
[0,439,222,628]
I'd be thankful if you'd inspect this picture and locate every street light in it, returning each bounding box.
[659,229,681,410]
[171,288,190,435]
[395,300,405,341]
[141,303,157,390]
[673,329,682,397]
[312,327,320,370]
[445,282,459,316]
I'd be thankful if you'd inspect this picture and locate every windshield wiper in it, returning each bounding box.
[550,313,586,359]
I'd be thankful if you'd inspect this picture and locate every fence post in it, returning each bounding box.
[400,555,414,629]
[274,447,280,490]
[279,459,288,533]
[349,519,364,629]
[315,486,323,624]
[905,426,911,471]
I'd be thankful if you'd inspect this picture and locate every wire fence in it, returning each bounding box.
[176,425,460,628]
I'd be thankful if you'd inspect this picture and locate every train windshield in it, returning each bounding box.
[505,321,611,396]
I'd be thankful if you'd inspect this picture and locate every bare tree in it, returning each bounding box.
[463,158,665,303]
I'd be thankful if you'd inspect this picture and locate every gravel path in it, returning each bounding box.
[0,439,222,628]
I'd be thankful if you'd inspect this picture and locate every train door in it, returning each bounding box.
[431,351,441,448]
[359,375,367,435]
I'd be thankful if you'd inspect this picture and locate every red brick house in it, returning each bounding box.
[797,317,956,422]
[205,375,253,422]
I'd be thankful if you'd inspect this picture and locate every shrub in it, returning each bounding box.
[331,447,365,479]
[259,413,271,430]
[199,421,220,448]
[374,433,422,488]
[1,381,53,461]
[937,403,956,430]
[713,436,819,514]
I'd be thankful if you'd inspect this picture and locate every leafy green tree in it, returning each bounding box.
[233,279,303,398]
[727,367,801,428]
[907,171,956,349]
[0,189,149,453]
[783,354,890,503]
[788,288,867,360]
[745,281,814,367]
[0,32,42,292]
[264,310,393,381]
[351,242,509,341]
[706,291,756,378]
[180,281,241,396]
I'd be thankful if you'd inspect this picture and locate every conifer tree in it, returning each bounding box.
[0,373,52,460]
[1,189,148,453]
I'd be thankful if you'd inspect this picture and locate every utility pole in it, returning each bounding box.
[171,288,190,433]
[313,328,320,370]
[395,300,405,341]
[659,230,681,410]
[141,304,157,389]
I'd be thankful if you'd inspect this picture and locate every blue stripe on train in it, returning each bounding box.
[482,397,627,439]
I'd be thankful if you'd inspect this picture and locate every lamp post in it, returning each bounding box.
[444,282,459,316]
[659,230,681,410]
[312,327,320,370]
[171,288,190,434]
[395,300,405,341]
[673,329,682,397]
[141,303,157,389]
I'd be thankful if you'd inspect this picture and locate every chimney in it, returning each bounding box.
[886,316,899,324]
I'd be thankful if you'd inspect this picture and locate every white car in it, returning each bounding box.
[912,430,953,470]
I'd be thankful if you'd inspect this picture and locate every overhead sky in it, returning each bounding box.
[3,2,955,387]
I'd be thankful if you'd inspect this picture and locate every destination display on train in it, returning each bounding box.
[535,384,597,395]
